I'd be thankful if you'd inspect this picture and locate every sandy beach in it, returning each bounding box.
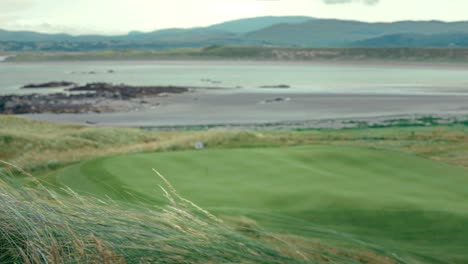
[22,89,468,128]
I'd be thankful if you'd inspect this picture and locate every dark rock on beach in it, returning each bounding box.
[259,84,291,89]
[68,83,189,99]
[22,81,77,89]
[0,93,94,114]
[261,97,291,104]
[1,82,190,114]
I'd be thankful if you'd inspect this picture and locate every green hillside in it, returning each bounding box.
[9,46,468,63]
[352,33,468,47]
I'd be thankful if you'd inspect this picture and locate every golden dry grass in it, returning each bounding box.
[2,116,468,173]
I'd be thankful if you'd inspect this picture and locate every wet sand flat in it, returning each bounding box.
[23,91,468,127]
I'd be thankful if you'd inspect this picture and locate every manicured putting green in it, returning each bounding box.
[49,145,468,213]
[47,145,468,263]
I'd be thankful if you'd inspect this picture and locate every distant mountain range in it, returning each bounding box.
[2,16,468,51]
[246,19,468,47]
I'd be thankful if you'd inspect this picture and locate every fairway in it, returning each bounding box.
[47,145,468,263]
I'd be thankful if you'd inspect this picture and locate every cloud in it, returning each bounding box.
[1,0,34,13]
[323,0,379,5]
[0,20,117,35]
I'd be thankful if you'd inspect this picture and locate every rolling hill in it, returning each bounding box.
[0,16,313,43]
[206,16,314,34]
[3,17,468,51]
[246,19,468,46]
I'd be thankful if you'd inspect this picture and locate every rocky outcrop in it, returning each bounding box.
[68,83,188,99]
[1,83,190,114]
[22,81,77,89]
[260,97,291,104]
[0,93,94,114]
[259,84,290,89]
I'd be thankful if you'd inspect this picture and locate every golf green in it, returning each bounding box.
[47,145,468,263]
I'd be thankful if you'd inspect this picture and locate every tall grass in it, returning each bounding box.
[0,161,404,264]
[0,165,282,263]
[0,170,290,263]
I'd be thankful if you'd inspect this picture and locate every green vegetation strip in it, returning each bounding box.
[46,145,468,263]
[7,46,468,63]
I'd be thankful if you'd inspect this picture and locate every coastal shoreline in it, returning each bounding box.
[19,91,468,129]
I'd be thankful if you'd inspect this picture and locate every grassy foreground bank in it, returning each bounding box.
[2,169,347,264]
[2,116,468,263]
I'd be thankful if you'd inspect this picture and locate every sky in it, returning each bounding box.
[1,0,468,35]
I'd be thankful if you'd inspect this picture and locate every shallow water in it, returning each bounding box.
[2,60,468,95]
